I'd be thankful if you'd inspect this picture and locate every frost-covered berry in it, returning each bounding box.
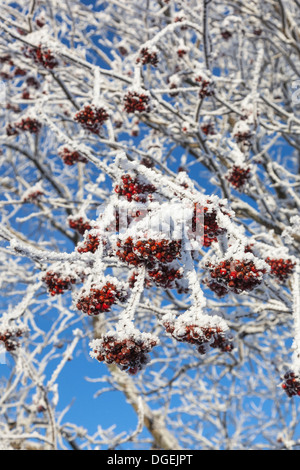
[42,270,77,296]
[163,312,233,355]
[76,282,127,316]
[68,217,92,235]
[77,233,101,254]
[195,75,214,99]
[59,147,88,165]
[265,257,295,283]
[281,371,300,398]
[206,258,266,294]
[7,117,41,135]
[190,201,227,248]
[114,174,156,203]
[226,165,251,189]
[136,47,158,66]
[0,329,23,352]
[115,237,182,267]
[90,330,158,374]
[74,105,109,134]
[123,91,150,114]
[24,44,58,69]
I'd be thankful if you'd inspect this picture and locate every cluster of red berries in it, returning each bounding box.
[42,271,76,296]
[129,265,184,290]
[74,105,109,134]
[190,202,227,248]
[221,30,232,40]
[123,91,150,114]
[7,118,42,135]
[205,258,265,294]
[76,282,127,316]
[234,131,252,146]
[26,76,40,89]
[147,265,184,289]
[69,217,92,235]
[265,257,295,283]
[195,76,214,99]
[115,237,182,267]
[77,234,101,254]
[23,190,44,203]
[281,371,300,397]
[59,147,88,165]
[24,44,58,69]
[92,333,157,374]
[226,166,251,189]
[136,48,158,66]
[201,122,215,136]
[164,321,233,355]
[0,330,23,352]
[177,48,187,58]
[114,174,156,202]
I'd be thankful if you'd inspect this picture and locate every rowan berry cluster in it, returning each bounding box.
[24,44,58,69]
[23,190,43,203]
[265,257,295,282]
[281,371,300,397]
[115,237,182,267]
[77,234,101,254]
[74,105,109,134]
[195,75,214,99]
[129,265,184,291]
[163,319,233,355]
[91,332,158,374]
[190,202,227,248]
[123,91,150,113]
[7,117,41,135]
[68,217,92,235]
[42,271,77,296]
[136,48,158,66]
[59,148,88,166]
[114,174,156,202]
[201,122,215,136]
[226,165,251,189]
[234,131,252,146]
[76,282,127,316]
[206,258,265,294]
[0,329,23,352]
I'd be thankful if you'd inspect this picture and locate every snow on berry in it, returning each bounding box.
[0,325,25,352]
[76,229,103,254]
[74,105,109,134]
[22,182,44,203]
[162,310,233,355]
[90,326,158,374]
